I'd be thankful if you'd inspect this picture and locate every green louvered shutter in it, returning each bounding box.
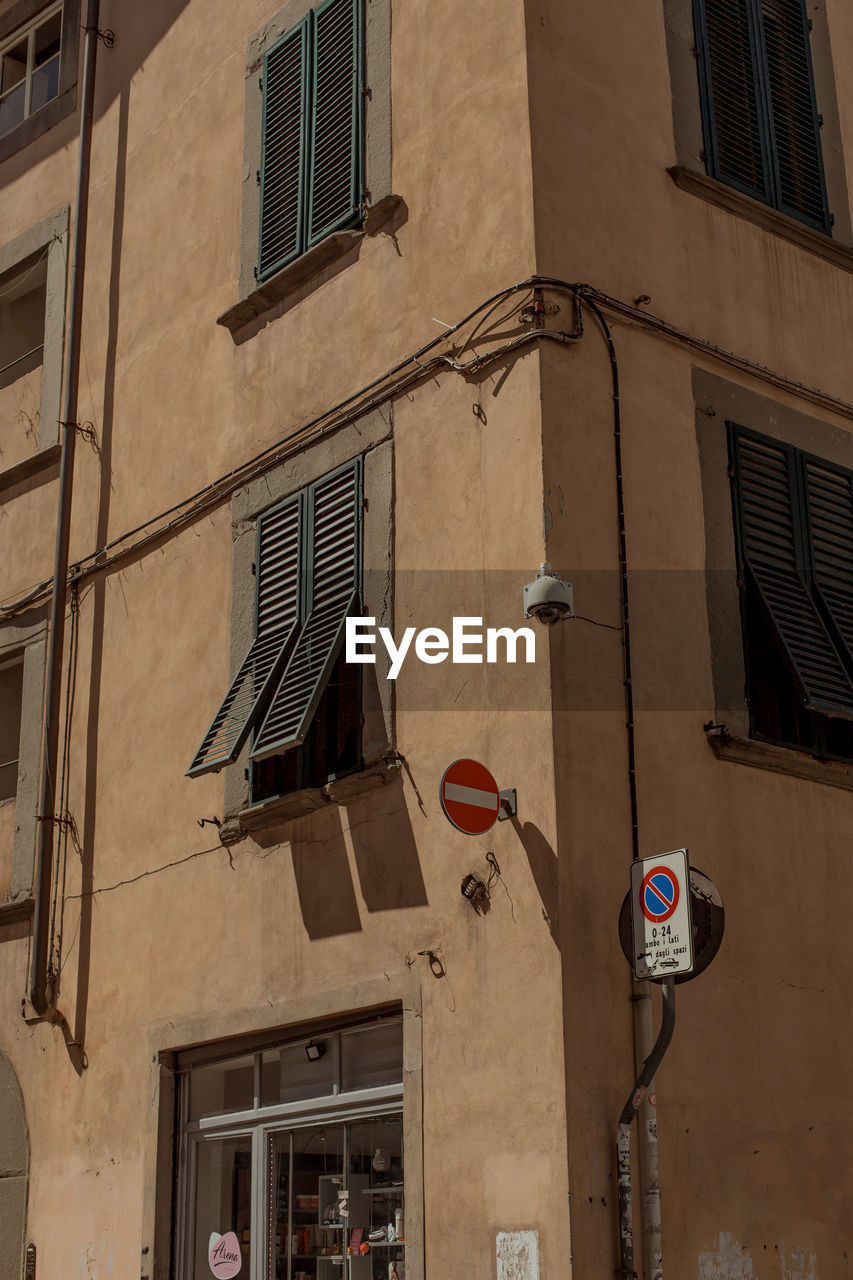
[187,495,304,777]
[307,0,362,247]
[759,0,829,230]
[695,0,770,203]
[730,428,853,718]
[803,457,853,665]
[258,18,309,281]
[251,459,361,761]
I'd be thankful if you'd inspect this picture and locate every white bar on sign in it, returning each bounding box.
[443,782,498,810]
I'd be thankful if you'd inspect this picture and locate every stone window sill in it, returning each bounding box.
[668,166,853,275]
[0,444,60,495]
[217,194,404,337]
[0,896,34,924]
[219,756,402,844]
[705,727,853,791]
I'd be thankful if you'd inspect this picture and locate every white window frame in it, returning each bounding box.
[174,1020,407,1280]
[0,1,62,129]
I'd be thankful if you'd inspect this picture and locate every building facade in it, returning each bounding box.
[0,1,851,1278]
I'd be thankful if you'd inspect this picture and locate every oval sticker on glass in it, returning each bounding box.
[208,1231,242,1279]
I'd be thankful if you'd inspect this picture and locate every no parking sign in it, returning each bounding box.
[630,849,694,980]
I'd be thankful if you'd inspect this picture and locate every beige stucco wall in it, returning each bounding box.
[1,0,853,1278]
[525,1,853,1273]
[0,2,577,1279]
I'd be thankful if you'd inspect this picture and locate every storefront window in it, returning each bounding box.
[177,1018,406,1280]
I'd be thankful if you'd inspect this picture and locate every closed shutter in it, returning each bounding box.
[252,459,361,761]
[307,0,362,247]
[258,18,309,281]
[804,457,853,664]
[695,0,769,203]
[187,495,304,777]
[694,0,830,231]
[730,429,853,718]
[759,0,828,229]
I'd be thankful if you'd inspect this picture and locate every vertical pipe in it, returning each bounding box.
[616,980,676,1279]
[580,293,663,1280]
[30,0,101,1017]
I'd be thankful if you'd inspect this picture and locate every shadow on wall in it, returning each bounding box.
[0,0,192,191]
[511,817,560,949]
[265,777,428,941]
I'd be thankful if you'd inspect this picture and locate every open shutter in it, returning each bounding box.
[259,17,309,281]
[731,429,853,718]
[187,495,304,777]
[251,459,361,761]
[307,0,362,247]
[758,0,829,230]
[694,0,770,203]
[804,457,853,665]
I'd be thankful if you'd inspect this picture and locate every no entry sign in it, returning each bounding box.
[440,758,500,835]
[630,849,694,980]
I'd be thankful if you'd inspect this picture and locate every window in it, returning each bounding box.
[258,0,363,282]
[188,459,363,800]
[0,656,23,804]
[221,0,392,330]
[0,206,68,487]
[728,423,853,761]
[0,1,61,138]
[0,614,47,913]
[175,1017,407,1280]
[0,1,80,162]
[693,0,830,231]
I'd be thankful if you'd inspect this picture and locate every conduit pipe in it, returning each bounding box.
[616,979,676,1279]
[30,0,101,1018]
[581,294,666,1280]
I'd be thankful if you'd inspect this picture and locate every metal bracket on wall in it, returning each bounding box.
[497,788,517,821]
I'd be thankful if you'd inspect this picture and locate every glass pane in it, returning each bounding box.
[340,1024,402,1093]
[30,51,59,112]
[349,1117,405,1280]
[0,82,25,136]
[34,13,61,66]
[262,1041,335,1107]
[269,1125,345,1280]
[0,41,27,95]
[193,1135,252,1280]
[190,1054,255,1121]
[0,661,23,803]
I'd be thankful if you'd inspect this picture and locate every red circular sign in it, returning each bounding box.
[439,758,500,835]
[640,866,680,923]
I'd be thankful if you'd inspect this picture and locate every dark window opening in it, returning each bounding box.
[251,650,362,802]
[0,658,24,802]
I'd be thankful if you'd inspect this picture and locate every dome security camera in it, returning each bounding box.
[523,562,574,625]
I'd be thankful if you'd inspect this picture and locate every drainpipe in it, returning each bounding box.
[579,292,667,1280]
[616,979,676,1279]
[30,0,101,1018]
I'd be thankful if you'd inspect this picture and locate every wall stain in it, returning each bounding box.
[698,1232,755,1280]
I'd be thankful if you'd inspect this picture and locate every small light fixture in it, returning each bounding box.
[461,874,490,915]
[305,1040,326,1062]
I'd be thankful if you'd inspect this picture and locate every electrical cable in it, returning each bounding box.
[579,295,640,863]
[4,274,853,622]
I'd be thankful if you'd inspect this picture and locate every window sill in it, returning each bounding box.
[0,444,61,495]
[0,896,34,924]
[705,727,853,791]
[220,756,403,843]
[218,194,404,337]
[668,166,853,275]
